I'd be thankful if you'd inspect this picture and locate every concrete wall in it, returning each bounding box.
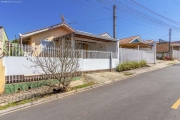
[4,57,119,76]
[3,57,42,76]
[0,59,5,94]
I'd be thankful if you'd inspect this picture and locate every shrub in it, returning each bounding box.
[139,60,147,67]
[116,60,147,72]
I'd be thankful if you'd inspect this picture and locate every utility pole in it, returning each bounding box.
[169,28,171,54]
[113,5,116,38]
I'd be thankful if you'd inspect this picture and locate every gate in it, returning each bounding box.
[119,48,155,64]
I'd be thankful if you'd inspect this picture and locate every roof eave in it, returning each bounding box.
[75,31,118,42]
[20,22,75,39]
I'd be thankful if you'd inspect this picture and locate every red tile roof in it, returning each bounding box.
[119,36,138,44]
[144,40,154,44]
[171,41,180,44]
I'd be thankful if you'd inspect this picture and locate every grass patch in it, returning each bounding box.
[124,72,134,76]
[69,82,95,91]
[167,62,176,65]
[116,60,147,72]
[0,97,36,110]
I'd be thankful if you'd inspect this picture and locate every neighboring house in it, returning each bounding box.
[99,32,112,38]
[0,26,8,54]
[119,35,152,50]
[156,41,180,53]
[156,41,180,58]
[144,39,154,44]
[19,22,119,54]
[171,41,180,51]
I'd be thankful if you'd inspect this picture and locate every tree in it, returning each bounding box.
[11,39,18,43]
[28,37,81,92]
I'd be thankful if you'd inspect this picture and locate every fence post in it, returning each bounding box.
[110,52,112,72]
[81,50,84,76]
[120,46,122,63]
[179,48,180,60]
[8,41,10,56]
[154,42,156,64]
[117,41,119,62]
[138,45,139,62]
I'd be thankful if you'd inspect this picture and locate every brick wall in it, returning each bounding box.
[156,43,169,53]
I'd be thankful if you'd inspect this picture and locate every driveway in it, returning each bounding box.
[1,64,180,120]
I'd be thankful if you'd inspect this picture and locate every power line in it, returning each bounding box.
[171,0,180,7]
[95,19,111,32]
[106,0,180,29]
[70,0,112,16]
[71,17,111,24]
[128,0,180,25]
[71,0,180,31]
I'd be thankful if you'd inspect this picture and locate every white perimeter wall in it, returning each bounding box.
[3,57,43,76]
[4,57,118,76]
[81,59,118,71]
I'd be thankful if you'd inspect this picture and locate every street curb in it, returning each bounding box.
[0,62,179,116]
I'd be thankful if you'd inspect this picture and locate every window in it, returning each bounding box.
[41,40,52,47]
[41,40,54,53]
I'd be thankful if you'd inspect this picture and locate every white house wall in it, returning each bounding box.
[86,42,110,52]
[107,42,117,52]
[95,43,106,51]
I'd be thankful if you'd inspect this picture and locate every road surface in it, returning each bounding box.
[1,64,180,120]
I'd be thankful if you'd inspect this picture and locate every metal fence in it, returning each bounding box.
[3,44,118,83]
[173,50,180,59]
[119,48,155,64]
[83,50,117,59]
[3,44,118,59]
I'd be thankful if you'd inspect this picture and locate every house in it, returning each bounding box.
[171,41,180,51]
[156,40,180,59]
[19,22,119,55]
[0,26,8,54]
[119,35,152,50]
[156,41,180,53]
[144,39,154,45]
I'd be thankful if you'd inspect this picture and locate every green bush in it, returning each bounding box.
[139,60,147,67]
[116,60,147,72]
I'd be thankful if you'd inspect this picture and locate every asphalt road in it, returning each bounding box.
[1,64,180,120]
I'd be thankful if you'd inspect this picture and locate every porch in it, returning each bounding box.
[53,31,119,56]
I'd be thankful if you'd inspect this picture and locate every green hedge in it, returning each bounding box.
[116,60,147,72]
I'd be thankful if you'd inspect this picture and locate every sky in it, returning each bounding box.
[0,0,180,41]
